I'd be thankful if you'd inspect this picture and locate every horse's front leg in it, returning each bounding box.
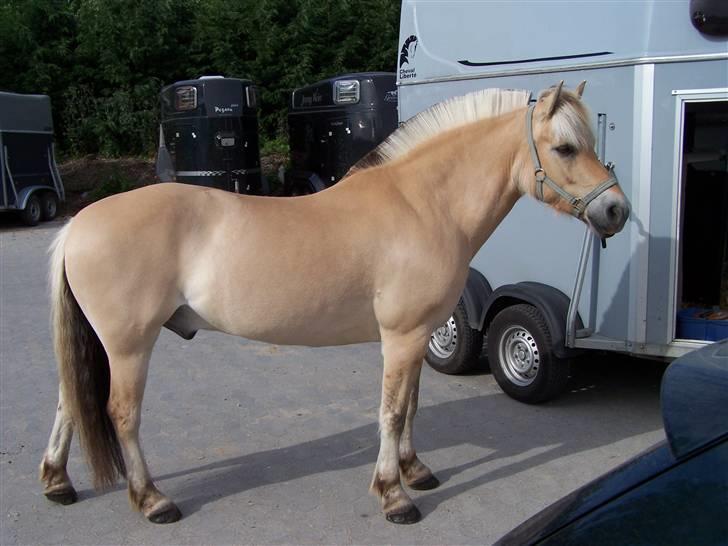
[40,386,77,505]
[399,372,440,491]
[371,328,428,524]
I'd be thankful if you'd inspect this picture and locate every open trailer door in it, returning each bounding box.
[673,90,728,343]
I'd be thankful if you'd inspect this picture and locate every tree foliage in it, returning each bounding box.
[0,0,401,157]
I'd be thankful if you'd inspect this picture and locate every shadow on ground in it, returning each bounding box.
[70,353,666,519]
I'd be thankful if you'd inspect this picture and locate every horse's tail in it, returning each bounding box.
[50,222,126,489]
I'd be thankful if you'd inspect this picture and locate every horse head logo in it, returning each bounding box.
[399,35,418,68]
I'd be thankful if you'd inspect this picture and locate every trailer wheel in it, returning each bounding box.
[41,192,59,221]
[488,304,569,403]
[21,194,42,226]
[426,301,483,374]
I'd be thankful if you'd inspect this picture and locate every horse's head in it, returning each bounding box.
[519,81,630,241]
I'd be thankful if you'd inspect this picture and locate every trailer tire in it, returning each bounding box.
[426,301,483,374]
[41,192,59,221]
[488,304,569,403]
[21,194,42,226]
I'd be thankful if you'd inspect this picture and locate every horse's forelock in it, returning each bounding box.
[548,93,594,152]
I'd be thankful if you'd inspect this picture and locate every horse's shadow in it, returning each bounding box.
[107,354,665,518]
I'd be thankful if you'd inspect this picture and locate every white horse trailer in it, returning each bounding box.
[398,0,728,402]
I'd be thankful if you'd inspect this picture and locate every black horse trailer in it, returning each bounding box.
[0,92,64,226]
[284,72,397,195]
[156,76,266,194]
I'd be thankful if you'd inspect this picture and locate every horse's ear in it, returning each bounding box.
[575,80,587,99]
[544,80,564,118]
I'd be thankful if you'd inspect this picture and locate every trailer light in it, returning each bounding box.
[175,86,197,111]
[334,80,360,104]
[246,86,259,109]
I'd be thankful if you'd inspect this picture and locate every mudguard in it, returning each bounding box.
[284,171,327,194]
[17,186,58,210]
[461,267,493,330]
[155,124,175,182]
[305,173,327,192]
[480,282,584,359]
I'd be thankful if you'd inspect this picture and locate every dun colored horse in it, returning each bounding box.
[40,82,629,525]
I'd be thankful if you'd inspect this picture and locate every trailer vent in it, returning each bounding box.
[175,86,197,111]
[246,86,259,109]
[334,80,360,104]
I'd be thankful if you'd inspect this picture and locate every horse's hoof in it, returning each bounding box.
[147,503,182,524]
[386,505,421,525]
[45,487,78,505]
[408,474,440,491]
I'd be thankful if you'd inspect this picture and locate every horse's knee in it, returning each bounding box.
[379,409,406,433]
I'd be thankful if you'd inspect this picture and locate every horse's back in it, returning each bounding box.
[62,179,465,348]
[64,183,383,346]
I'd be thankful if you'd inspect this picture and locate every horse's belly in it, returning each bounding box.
[190,284,381,347]
[237,311,380,346]
[175,192,387,347]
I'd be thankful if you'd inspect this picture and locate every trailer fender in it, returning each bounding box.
[480,282,584,359]
[17,186,58,210]
[285,171,327,195]
[461,267,493,330]
[306,173,327,192]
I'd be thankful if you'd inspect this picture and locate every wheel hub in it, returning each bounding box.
[499,326,539,386]
[429,316,458,358]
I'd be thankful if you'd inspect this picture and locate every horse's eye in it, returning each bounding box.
[555,144,576,156]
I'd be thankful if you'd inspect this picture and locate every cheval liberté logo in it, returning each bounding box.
[399,35,418,80]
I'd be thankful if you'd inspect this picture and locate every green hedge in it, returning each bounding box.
[0,0,400,158]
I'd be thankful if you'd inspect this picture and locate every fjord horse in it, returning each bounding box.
[40,82,629,524]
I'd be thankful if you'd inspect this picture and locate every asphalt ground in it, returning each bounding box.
[1,218,667,545]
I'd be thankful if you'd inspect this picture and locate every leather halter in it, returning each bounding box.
[526,104,618,218]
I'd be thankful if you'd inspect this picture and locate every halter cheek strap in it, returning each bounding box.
[526,104,618,218]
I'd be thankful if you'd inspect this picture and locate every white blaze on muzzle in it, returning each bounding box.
[526,104,618,219]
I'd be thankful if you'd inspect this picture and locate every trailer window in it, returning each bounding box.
[246,86,259,109]
[334,80,360,104]
[175,86,197,111]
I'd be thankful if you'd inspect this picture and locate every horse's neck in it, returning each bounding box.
[393,112,524,257]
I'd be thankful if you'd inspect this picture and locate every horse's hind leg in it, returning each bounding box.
[40,387,77,505]
[399,373,440,491]
[106,348,181,524]
[371,329,428,524]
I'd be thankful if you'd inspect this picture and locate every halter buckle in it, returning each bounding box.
[571,198,585,217]
[534,168,546,182]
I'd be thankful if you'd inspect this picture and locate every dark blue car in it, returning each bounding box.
[496,339,728,545]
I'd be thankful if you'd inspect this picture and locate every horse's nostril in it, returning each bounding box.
[607,204,621,223]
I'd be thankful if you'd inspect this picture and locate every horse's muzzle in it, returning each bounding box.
[585,190,630,238]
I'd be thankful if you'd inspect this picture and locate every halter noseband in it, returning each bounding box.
[526,104,618,218]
